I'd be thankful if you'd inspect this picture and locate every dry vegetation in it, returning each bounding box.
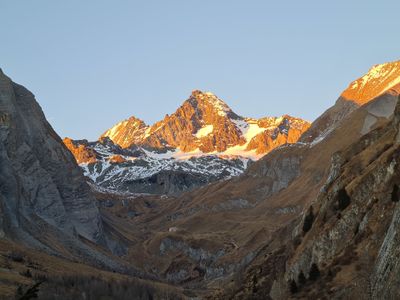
[0,240,182,300]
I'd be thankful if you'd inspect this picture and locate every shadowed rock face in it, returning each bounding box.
[273,99,400,299]
[0,69,104,245]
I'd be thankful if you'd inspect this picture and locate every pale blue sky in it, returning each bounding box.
[2,1,400,140]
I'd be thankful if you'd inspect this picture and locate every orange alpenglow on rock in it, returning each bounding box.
[108,155,126,164]
[300,60,400,144]
[100,116,148,149]
[341,60,400,105]
[63,137,98,164]
[99,90,310,160]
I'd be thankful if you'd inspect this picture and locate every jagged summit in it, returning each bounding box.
[100,90,310,156]
[100,116,148,148]
[187,90,236,118]
[342,60,400,104]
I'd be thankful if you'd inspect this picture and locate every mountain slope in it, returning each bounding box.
[220,96,400,300]
[282,98,400,299]
[208,62,400,298]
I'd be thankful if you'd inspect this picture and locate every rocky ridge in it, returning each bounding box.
[301,60,400,143]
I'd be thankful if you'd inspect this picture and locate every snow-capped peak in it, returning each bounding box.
[99,90,310,157]
[342,60,400,104]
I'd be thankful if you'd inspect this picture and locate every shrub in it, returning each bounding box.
[298,271,306,285]
[302,206,315,233]
[20,269,32,278]
[16,281,42,300]
[289,279,298,294]
[8,251,24,263]
[24,273,180,300]
[292,236,302,248]
[33,273,48,282]
[391,184,399,202]
[309,263,320,281]
[337,188,351,210]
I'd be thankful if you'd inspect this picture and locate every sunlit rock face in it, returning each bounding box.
[342,61,400,104]
[63,137,98,164]
[100,90,310,158]
[100,116,148,149]
[301,60,400,144]
[66,90,309,194]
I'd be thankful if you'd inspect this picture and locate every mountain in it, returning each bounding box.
[65,90,310,194]
[101,90,309,155]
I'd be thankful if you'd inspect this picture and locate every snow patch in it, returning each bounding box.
[103,120,127,141]
[232,119,268,146]
[195,125,214,138]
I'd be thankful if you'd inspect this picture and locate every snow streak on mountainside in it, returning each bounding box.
[65,90,310,194]
[64,137,250,195]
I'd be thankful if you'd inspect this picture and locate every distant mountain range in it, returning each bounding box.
[64,90,309,194]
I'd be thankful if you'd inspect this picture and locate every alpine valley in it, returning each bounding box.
[2,60,400,300]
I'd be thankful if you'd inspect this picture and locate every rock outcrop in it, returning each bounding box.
[63,137,98,164]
